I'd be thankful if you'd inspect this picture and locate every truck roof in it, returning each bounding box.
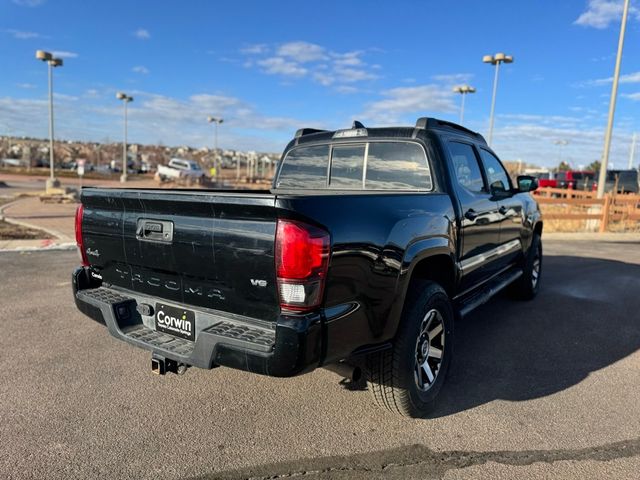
[291,117,486,147]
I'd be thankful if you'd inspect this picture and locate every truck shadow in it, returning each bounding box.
[430,254,640,418]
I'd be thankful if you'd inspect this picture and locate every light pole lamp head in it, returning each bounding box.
[116,92,126,100]
[36,50,52,61]
[126,96,133,102]
[503,55,514,64]
[453,86,463,93]
[482,54,494,64]
[51,58,63,67]
[494,52,506,62]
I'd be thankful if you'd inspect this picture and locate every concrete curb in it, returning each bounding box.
[544,232,640,242]
[0,196,74,245]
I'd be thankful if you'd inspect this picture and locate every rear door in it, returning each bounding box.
[81,189,281,322]
[446,140,502,290]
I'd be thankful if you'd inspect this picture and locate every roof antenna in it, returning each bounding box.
[352,120,365,129]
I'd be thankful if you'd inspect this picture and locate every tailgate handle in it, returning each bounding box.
[136,219,173,243]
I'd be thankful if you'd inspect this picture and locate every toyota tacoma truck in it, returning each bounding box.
[72,117,542,417]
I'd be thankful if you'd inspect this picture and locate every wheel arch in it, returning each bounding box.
[385,241,457,341]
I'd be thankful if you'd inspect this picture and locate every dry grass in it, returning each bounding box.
[0,220,53,240]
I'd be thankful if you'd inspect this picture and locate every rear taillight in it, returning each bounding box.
[275,219,329,313]
[75,204,89,266]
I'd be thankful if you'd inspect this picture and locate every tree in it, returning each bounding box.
[587,160,601,173]
[556,161,571,172]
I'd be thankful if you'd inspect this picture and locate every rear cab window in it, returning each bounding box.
[276,141,432,191]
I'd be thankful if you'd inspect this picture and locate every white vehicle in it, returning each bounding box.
[157,158,206,182]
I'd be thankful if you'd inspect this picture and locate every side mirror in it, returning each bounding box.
[517,175,538,192]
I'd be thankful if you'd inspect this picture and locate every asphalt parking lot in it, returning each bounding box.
[1,239,639,479]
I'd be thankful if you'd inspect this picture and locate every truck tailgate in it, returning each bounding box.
[81,188,280,322]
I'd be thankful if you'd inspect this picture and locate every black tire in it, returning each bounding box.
[510,233,542,300]
[365,281,454,417]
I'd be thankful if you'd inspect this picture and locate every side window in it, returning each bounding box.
[448,142,485,193]
[479,149,511,192]
[329,145,365,189]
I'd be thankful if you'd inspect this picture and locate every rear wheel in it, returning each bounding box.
[510,233,542,300]
[365,282,454,417]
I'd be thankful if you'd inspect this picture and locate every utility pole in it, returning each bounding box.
[597,0,630,198]
[628,133,637,169]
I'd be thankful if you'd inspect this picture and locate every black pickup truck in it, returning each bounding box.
[72,117,542,417]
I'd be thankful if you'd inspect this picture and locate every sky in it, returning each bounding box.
[1,0,640,168]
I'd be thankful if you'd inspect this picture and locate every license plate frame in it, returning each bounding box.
[155,303,196,341]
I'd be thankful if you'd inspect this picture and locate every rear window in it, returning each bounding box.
[276,145,330,189]
[366,143,432,190]
[276,141,432,191]
[329,144,366,188]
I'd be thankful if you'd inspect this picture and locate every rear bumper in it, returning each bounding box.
[72,267,322,377]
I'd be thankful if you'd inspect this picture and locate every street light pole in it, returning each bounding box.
[116,92,134,183]
[597,0,630,198]
[453,85,476,124]
[554,139,569,165]
[207,116,224,180]
[483,52,514,147]
[36,50,63,191]
[629,133,637,170]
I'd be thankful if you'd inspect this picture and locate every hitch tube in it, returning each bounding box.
[151,354,188,375]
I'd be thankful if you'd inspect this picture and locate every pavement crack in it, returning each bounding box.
[198,437,640,479]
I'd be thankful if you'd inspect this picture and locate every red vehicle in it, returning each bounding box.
[534,172,557,188]
[556,171,597,191]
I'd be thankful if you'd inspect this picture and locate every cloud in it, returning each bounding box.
[52,50,78,59]
[488,119,633,168]
[0,90,314,152]
[333,66,378,83]
[239,44,269,55]
[242,41,380,89]
[360,84,456,124]
[133,28,150,40]
[132,65,150,75]
[574,0,640,29]
[334,85,360,94]
[5,29,43,39]
[276,41,327,63]
[257,57,307,77]
[622,92,640,101]
[83,89,100,98]
[331,51,365,67]
[431,73,475,84]
[11,0,46,6]
[16,83,37,89]
[586,71,640,86]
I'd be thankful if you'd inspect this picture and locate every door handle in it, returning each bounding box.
[136,219,174,242]
[464,209,479,221]
[499,206,508,215]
